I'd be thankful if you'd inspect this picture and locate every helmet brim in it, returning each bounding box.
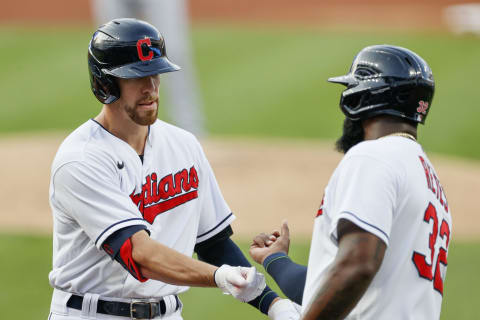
[327,74,356,86]
[104,57,181,79]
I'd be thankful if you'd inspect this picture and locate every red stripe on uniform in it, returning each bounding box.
[143,190,198,223]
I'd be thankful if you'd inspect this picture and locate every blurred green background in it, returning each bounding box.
[1,0,479,319]
[0,26,479,158]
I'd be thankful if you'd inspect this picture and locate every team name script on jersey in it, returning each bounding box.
[419,156,448,213]
[129,166,199,223]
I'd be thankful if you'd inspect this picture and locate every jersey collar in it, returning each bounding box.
[90,118,154,148]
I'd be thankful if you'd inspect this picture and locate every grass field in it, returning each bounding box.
[0,25,479,159]
[0,233,477,319]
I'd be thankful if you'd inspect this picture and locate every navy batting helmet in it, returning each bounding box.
[328,45,434,124]
[88,18,180,104]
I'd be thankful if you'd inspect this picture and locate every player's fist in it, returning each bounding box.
[249,220,291,264]
[268,298,301,320]
[214,265,266,302]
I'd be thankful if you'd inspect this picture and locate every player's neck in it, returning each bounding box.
[362,116,417,141]
[95,107,148,155]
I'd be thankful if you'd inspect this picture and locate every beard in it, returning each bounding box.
[125,97,159,126]
[335,118,364,154]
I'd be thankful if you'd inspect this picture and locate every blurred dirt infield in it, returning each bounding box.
[0,134,478,240]
[0,0,463,30]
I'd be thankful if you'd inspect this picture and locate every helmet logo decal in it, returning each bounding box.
[417,100,429,115]
[136,38,154,61]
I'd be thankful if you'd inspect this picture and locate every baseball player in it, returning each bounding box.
[48,19,299,320]
[90,0,205,136]
[249,45,452,319]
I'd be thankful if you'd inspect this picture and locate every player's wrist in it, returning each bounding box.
[267,298,301,319]
[268,297,283,312]
[213,266,220,287]
[248,287,279,314]
[213,265,228,288]
[263,252,289,272]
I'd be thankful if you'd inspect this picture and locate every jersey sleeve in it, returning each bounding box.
[51,161,150,249]
[195,145,235,243]
[329,155,400,246]
[103,226,150,282]
[102,225,149,258]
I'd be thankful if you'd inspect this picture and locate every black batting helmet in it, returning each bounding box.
[88,18,180,104]
[328,45,434,124]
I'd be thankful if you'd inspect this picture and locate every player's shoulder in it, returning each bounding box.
[151,119,197,140]
[53,120,95,158]
[346,136,420,162]
[150,119,202,150]
[341,136,422,176]
[51,120,115,172]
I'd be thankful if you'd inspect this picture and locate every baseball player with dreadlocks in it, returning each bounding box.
[47,18,299,319]
[249,45,452,319]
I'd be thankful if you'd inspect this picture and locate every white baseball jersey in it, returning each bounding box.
[48,119,234,298]
[302,136,452,319]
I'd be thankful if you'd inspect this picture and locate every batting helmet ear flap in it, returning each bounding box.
[88,56,121,104]
[102,76,120,104]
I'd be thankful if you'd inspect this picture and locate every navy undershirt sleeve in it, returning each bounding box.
[101,225,150,281]
[195,226,278,315]
[102,225,149,259]
[262,252,307,305]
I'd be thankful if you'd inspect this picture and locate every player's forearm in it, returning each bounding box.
[302,231,385,319]
[302,261,375,320]
[131,231,217,287]
[140,245,217,287]
[263,253,307,304]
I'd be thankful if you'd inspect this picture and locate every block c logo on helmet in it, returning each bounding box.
[136,38,154,61]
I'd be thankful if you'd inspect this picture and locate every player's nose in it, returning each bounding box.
[141,75,160,94]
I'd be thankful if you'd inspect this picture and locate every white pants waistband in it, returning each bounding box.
[50,288,182,319]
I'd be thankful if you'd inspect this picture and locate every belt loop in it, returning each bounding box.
[51,288,72,315]
[89,294,100,319]
[164,295,179,315]
[81,293,91,318]
[163,295,172,315]
[82,293,99,319]
[175,295,181,311]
